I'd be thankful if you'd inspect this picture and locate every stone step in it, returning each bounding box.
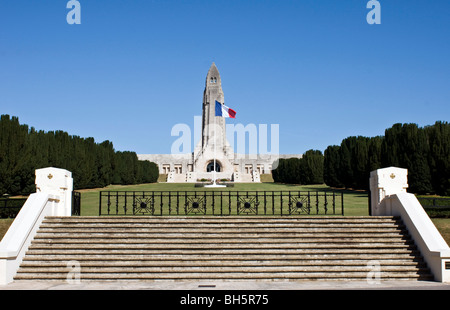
[37,226,405,233]
[18,259,425,267]
[22,253,423,261]
[16,265,429,274]
[31,237,412,244]
[34,232,407,238]
[24,248,420,255]
[28,243,416,250]
[14,271,433,281]
[41,219,401,223]
[36,229,406,237]
[40,219,401,225]
[39,216,403,226]
[43,215,400,224]
[37,223,404,228]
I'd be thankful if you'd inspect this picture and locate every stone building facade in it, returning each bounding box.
[138,63,301,182]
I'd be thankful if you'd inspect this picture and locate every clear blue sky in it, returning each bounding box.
[1,0,449,155]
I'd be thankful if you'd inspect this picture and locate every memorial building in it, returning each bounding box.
[138,63,301,182]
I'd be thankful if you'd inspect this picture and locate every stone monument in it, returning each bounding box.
[138,63,301,182]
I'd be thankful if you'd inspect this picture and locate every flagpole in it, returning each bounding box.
[205,101,226,188]
[213,107,216,186]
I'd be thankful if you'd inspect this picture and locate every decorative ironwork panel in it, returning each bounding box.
[237,196,259,215]
[288,196,310,215]
[133,197,155,215]
[185,196,206,215]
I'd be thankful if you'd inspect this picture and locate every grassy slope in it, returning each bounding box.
[0,219,14,241]
[432,218,450,246]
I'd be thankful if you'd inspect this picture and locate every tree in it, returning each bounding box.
[381,123,402,168]
[324,145,343,188]
[382,123,432,194]
[0,114,160,196]
[272,151,324,185]
[367,136,382,173]
[140,161,159,183]
[272,159,283,183]
[301,150,324,184]
[351,136,370,190]
[426,121,450,195]
[338,137,354,188]
[0,115,32,195]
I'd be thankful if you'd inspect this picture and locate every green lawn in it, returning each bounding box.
[432,218,450,245]
[0,218,14,241]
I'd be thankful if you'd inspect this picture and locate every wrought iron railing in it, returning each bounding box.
[0,191,81,218]
[0,197,27,218]
[418,197,450,218]
[418,197,450,209]
[72,191,81,216]
[99,191,344,216]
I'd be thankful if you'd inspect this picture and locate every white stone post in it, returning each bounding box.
[35,167,73,216]
[0,168,73,284]
[370,166,450,282]
[369,167,408,216]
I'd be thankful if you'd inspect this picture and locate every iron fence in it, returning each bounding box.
[418,197,450,218]
[0,191,81,218]
[99,190,344,216]
[72,191,81,216]
[0,197,27,218]
[418,197,450,209]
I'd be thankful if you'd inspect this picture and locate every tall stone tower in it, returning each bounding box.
[201,62,225,150]
[193,63,233,176]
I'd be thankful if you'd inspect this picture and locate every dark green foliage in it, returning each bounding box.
[274,121,449,194]
[140,161,159,183]
[382,123,432,194]
[271,159,282,183]
[323,122,449,194]
[337,136,375,190]
[0,115,158,195]
[272,158,300,184]
[272,150,324,185]
[425,122,450,196]
[367,136,382,173]
[324,145,343,188]
[301,150,324,185]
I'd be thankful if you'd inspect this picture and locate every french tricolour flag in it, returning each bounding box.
[215,100,236,118]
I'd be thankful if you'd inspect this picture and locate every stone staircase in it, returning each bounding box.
[14,216,433,281]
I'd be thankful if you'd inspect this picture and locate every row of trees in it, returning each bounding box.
[273,121,449,196]
[324,121,449,195]
[0,115,159,196]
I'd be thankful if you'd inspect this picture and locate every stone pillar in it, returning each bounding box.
[35,167,73,216]
[369,167,408,216]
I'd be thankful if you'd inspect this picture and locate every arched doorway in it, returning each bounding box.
[206,161,221,172]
